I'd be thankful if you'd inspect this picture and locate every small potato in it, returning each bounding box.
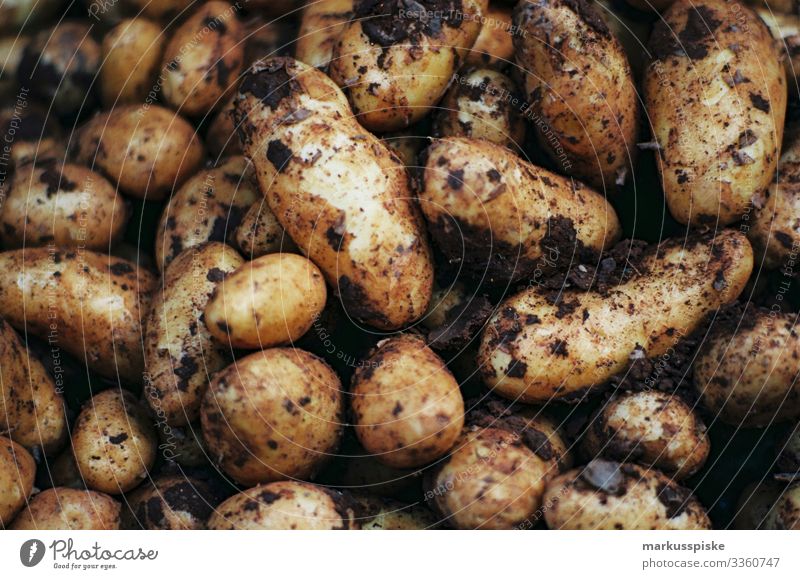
[72,104,204,201]
[124,475,216,530]
[120,0,194,21]
[763,484,800,530]
[100,18,166,107]
[201,348,344,485]
[694,306,800,427]
[0,104,64,169]
[208,481,358,530]
[73,389,157,495]
[144,242,245,426]
[155,156,258,272]
[205,253,326,349]
[354,495,439,530]
[232,199,292,258]
[381,125,429,168]
[643,0,787,226]
[465,4,515,68]
[432,69,525,150]
[206,97,241,158]
[0,0,59,34]
[733,480,784,529]
[0,36,27,100]
[420,137,621,284]
[583,390,710,479]
[11,488,120,530]
[295,0,353,70]
[543,460,711,529]
[351,335,464,468]
[0,162,127,250]
[0,436,35,526]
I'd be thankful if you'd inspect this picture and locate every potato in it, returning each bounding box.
[465,4,515,68]
[543,460,711,529]
[48,448,84,490]
[123,475,216,530]
[201,348,344,485]
[432,69,525,150]
[0,104,64,169]
[694,306,800,427]
[513,0,638,191]
[479,230,752,403]
[643,0,786,226]
[777,424,800,473]
[0,318,67,455]
[583,390,710,479]
[233,57,434,330]
[144,242,245,426]
[0,436,35,526]
[351,335,464,468]
[419,137,621,284]
[596,0,652,80]
[11,488,121,530]
[0,162,127,250]
[757,9,800,95]
[295,0,353,70]
[733,480,784,529]
[329,0,485,131]
[155,156,258,272]
[120,0,194,21]
[206,97,241,158]
[161,1,245,117]
[0,0,59,34]
[207,481,358,530]
[0,36,27,100]
[72,389,158,495]
[100,18,165,107]
[381,125,428,168]
[205,253,326,349]
[746,0,795,14]
[159,423,207,468]
[71,104,204,201]
[763,484,800,530]
[353,495,439,530]
[232,199,292,258]
[242,14,296,67]
[0,249,156,381]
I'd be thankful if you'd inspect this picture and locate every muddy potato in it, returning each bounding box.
[694,306,800,427]
[233,58,433,330]
[206,97,241,158]
[381,125,429,168]
[420,137,621,285]
[144,242,244,426]
[205,253,326,349]
[757,9,800,95]
[73,389,158,495]
[296,0,353,70]
[329,0,485,132]
[0,437,35,526]
[242,15,296,67]
[124,475,216,530]
[101,18,166,107]
[465,4,515,68]
[479,230,752,403]
[155,156,258,271]
[354,495,439,529]
[0,36,27,100]
[0,162,127,250]
[201,348,344,485]
[232,199,291,258]
[159,424,207,468]
[733,480,784,529]
[208,481,358,530]
[121,0,194,20]
[0,104,64,169]
[643,0,786,226]
[763,484,800,529]
[72,104,204,201]
[0,0,59,34]
[11,488,121,530]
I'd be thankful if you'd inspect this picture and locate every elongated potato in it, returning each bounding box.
[420,137,621,284]
[643,0,786,226]
[757,9,800,94]
[11,488,121,530]
[479,230,753,403]
[123,475,216,530]
[0,249,156,381]
[144,242,244,426]
[0,436,35,526]
[232,199,291,258]
[233,57,434,330]
[465,4,515,68]
[513,0,638,191]
[100,18,165,107]
[295,0,353,69]
[329,0,484,131]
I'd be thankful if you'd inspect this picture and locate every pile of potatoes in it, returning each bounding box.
[1,0,800,531]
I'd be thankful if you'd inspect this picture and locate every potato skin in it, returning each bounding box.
[644,0,786,226]
[100,18,165,107]
[295,0,353,69]
[123,475,216,530]
[694,307,800,427]
[543,460,711,529]
[0,0,58,34]
[513,0,638,191]
[201,348,344,486]
[479,230,753,403]
[206,97,241,158]
[233,57,434,330]
[0,104,64,169]
[0,436,35,526]
[144,242,245,426]
[465,4,514,68]
[420,137,621,284]
[232,200,291,258]
[351,335,464,468]
[764,483,800,529]
[121,0,194,20]
[11,488,121,530]
[207,481,358,530]
[354,495,439,530]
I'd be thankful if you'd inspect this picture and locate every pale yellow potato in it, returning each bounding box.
[694,307,800,427]
[0,249,156,381]
[329,0,485,131]
[295,0,353,69]
[479,230,753,403]
[123,475,216,530]
[763,483,800,529]
[420,137,621,284]
[0,162,127,250]
[144,242,245,426]
[380,125,428,168]
[353,495,439,530]
[232,199,292,258]
[733,480,784,529]
[421,281,467,331]
[201,348,344,485]
[0,436,35,526]
[208,481,358,530]
[0,319,67,455]
[543,460,711,529]
[205,252,326,349]
[643,0,786,226]
[465,4,515,68]
[595,0,652,79]
[100,18,166,107]
[11,488,121,530]
[72,389,157,495]
[351,335,464,468]
[757,9,800,94]
[71,104,204,201]
[0,104,64,169]
[746,0,795,14]
[233,57,433,330]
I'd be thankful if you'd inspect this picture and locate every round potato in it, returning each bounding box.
[295,0,353,70]
[353,495,439,530]
[0,437,35,526]
[123,475,216,530]
[0,0,59,34]
[465,4,515,68]
[763,483,800,530]
[11,488,120,530]
[100,18,166,107]
[0,104,64,169]
[232,199,291,258]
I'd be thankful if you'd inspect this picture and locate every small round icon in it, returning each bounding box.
[20,539,46,567]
